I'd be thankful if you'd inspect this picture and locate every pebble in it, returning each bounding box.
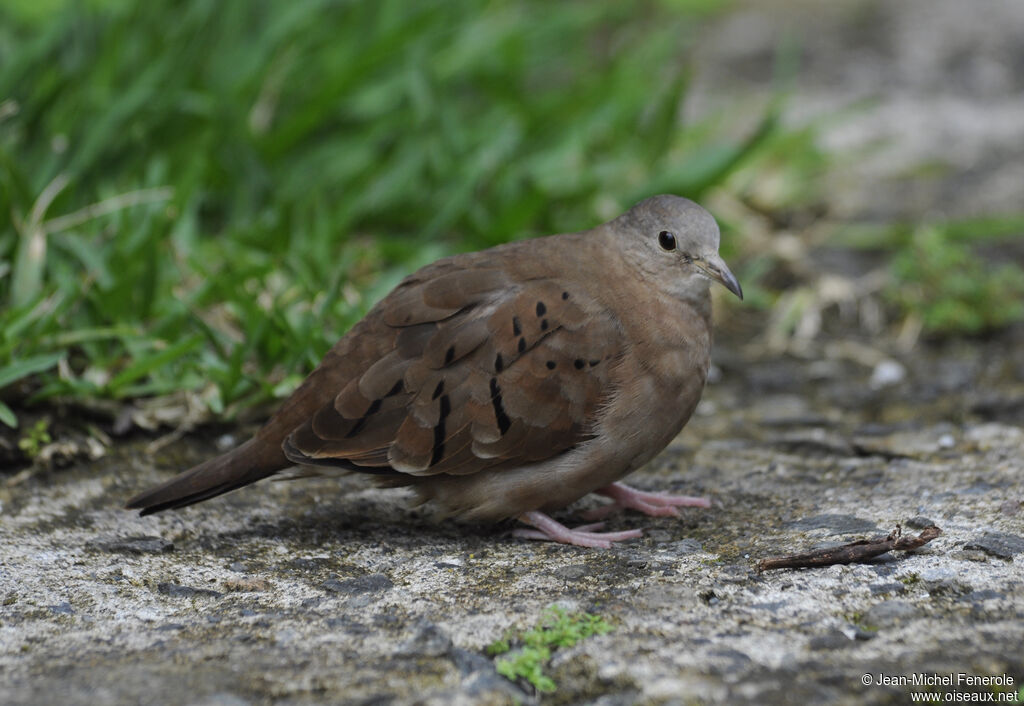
[918,567,956,582]
[788,514,879,535]
[554,564,589,581]
[89,535,174,554]
[808,629,854,650]
[397,620,452,658]
[322,573,393,595]
[157,583,223,599]
[869,582,906,596]
[864,599,916,627]
[869,359,906,389]
[998,500,1022,516]
[964,532,1024,559]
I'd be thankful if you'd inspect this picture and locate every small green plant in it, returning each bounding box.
[898,572,921,586]
[17,418,52,458]
[488,605,614,693]
[844,611,879,634]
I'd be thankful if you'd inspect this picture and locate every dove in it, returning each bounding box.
[127,194,742,548]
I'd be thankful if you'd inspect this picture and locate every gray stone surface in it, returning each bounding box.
[2,330,1022,704]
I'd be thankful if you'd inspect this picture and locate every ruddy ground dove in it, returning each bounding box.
[127,195,742,547]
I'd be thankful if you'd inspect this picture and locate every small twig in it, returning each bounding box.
[757,524,942,572]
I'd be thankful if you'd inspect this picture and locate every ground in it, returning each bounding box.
[2,330,1023,705]
[2,0,1023,704]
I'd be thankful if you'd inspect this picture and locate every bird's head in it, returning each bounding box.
[613,194,743,302]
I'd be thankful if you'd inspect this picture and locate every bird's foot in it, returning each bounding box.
[513,511,644,549]
[582,481,711,521]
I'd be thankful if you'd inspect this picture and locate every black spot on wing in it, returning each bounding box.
[346,397,382,438]
[489,378,512,436]
[430,394,451,466]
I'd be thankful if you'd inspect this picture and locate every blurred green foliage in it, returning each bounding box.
[889,226,1024,334]
[835,215,1024,335]
[0,0,786,425]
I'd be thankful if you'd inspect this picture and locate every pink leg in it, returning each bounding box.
[583,482,711,521]
[513,511,644,549]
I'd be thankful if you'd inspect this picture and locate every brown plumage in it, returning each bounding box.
[126,195,742,547]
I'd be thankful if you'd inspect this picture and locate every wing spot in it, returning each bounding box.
[536,301,546,317]
[540,319,548,331]
[546,360,556,370]
[495,353,504,372]
[518,337,526,353]
[574,359,585,370]
[489,378,512,436]
[431,380,445,400]
[430,394,452,467]
[444,345,455,365]
[512,316,522,336]
[588,359,600,367]
[562,291,570,300]
[385,380,404,397]
[346,398,382,438]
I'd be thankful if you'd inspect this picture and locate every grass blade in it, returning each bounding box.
[108,335,203,394]
[0,351,66,390]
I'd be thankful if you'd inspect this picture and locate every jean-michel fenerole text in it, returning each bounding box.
[870,673,1015,688]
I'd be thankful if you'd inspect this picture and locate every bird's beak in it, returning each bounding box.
[696,254,743,300]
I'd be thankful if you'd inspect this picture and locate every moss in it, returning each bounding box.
[844,611,879,634]
[898,572,921,586]
[488,605,614,694]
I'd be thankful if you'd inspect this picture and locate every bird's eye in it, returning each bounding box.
[658,231,676,251]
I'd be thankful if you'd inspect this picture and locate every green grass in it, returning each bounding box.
[487,605,614,693]
[3,1,1020,431]
[888,225,1024,334]
[834,216,1024,335]
[0,0,797,427]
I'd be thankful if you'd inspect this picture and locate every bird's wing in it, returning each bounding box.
[283,263,622,477]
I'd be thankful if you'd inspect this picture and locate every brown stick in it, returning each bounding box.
[756,524,941,572]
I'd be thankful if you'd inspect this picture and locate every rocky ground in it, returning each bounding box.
[3,0,1023,704]
[2,328,1022,705]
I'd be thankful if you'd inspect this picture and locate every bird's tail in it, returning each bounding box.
[125,436,288,515]
[126,343,349,515]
